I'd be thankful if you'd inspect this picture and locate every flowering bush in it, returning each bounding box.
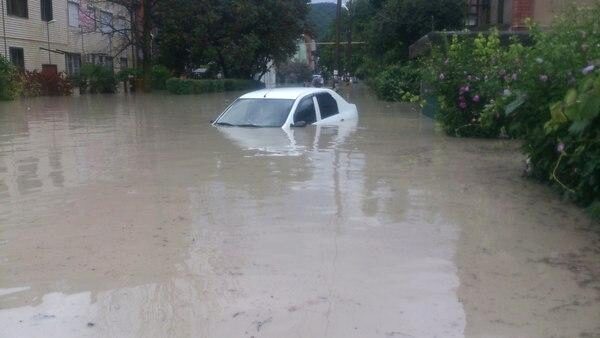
[507,5,600,137]
[529,70,599,218]
[21,70,73,96]
[424,3,600,217]
[425,30,525,137]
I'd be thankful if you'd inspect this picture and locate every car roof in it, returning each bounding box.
[240,87,334,100]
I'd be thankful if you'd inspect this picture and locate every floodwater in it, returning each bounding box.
[0,87,598,338]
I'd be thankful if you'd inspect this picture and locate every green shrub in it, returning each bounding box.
[166,78,264,95]
[166,78,193,94]
[527,70,599,215]
[370,62,421,103]
[21,70,73,96]
[78,64,117,94]
[425,30,525,137]
[422,3,600,216]
[0,55,22,100]
[506,6,600,137]
[151,65,171,90]
[116,67,142,82]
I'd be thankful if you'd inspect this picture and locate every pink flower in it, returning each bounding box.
[472,95,480,102]
[539,74,548,82]
[557,142,565,153]
[459,101,467,109]
[582,65,595,75]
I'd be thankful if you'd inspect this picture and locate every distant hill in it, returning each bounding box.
[307,2,338,40]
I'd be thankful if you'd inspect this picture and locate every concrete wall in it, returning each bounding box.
[0,0,132,72]
[533,0,596,26]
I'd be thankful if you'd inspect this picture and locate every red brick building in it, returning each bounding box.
[465,0,594,30]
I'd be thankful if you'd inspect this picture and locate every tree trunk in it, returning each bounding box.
[141,0,152,92]
[217,50,229,78]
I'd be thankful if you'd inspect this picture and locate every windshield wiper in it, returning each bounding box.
[215,122,264,127]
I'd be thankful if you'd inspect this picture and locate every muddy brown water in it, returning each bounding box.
[0,87,598,338]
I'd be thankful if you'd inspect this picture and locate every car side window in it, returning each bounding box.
[294,96,317,124]
[316,93,339,119]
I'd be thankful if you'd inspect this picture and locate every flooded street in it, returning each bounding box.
[0,87,598,337]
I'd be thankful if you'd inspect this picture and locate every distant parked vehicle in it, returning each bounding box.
[213,87,358,129]
[311,75,324,87]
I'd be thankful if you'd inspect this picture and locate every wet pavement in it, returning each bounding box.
[0,87,598,338]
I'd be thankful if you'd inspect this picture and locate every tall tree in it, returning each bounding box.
[156,0,310,79]
[366,0,464,64]
[82,0,159,91]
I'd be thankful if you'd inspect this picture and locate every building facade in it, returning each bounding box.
[465,0,595,30]
[410,0,595,58]
[0,0,133,75]
[292,33,317,71]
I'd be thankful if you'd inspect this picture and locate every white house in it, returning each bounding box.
[0,0,133,75]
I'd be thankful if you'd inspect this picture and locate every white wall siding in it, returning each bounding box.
[1,0,132,72]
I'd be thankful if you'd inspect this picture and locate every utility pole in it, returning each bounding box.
[0,0,7,57]
[346,0,353,76]
[335,0,342,77]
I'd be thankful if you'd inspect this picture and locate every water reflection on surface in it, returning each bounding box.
[0,88,598,338]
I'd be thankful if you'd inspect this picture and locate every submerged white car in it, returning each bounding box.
[213,88,358,128]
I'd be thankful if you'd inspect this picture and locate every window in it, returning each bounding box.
[9,47,24,71]
[87,53,113,71]
[99,10,113,33]
[114,15,127,33]
[497,0,504,25]
[40,0,52,21]
[316,93,339,119]
[68,1,79,27]
[65,53,81,76]
[294,96,316,124]
[466,0,490,28]
[7,0,28,18]
[81,5,96,31]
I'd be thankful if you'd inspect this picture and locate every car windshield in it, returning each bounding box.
[215,98,294,127]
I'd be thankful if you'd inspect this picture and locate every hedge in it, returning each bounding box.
[166,78,264,95]
[423,3,600,219]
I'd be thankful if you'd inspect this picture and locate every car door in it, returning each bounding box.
[315,92,340,122]
[293,95,317,125]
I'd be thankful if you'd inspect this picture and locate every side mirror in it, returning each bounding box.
[291,121,307,128]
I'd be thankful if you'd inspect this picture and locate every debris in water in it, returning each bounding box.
[255,317,272,331]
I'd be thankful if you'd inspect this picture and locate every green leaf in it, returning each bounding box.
[568,119,590,134]
[549,101,568,123]
[564,89,578,106]
[577,95,600,120]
